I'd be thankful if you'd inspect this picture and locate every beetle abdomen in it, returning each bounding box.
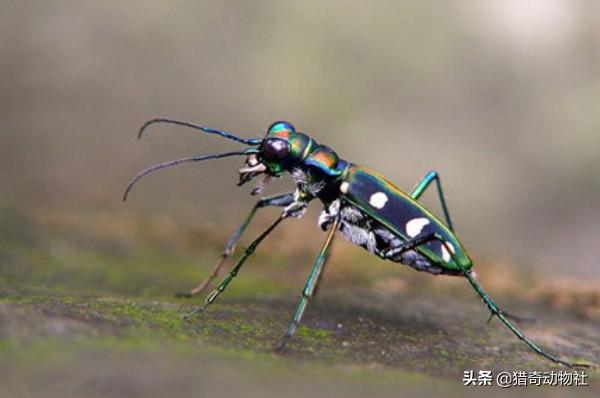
[319,200,460,275]
[339,166,473,272]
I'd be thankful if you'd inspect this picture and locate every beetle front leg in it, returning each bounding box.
[176,192,295,298]
[275,215,341,351]
[183,214,288,320]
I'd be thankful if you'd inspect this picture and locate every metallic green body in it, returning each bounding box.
[341,165,473,272]
[264,121,472,273]
[128,118,590,368]
[265,122,347,179]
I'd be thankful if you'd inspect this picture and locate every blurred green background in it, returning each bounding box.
[1,2,600,397]
[1,0,599,278]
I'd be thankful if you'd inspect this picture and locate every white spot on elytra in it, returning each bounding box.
[405,218,430,238]
[369,192,388,209]
[340,182,350,194]
[441,242,456,262]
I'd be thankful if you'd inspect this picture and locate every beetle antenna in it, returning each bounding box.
[138,118,262,145]
[123,150,250,202]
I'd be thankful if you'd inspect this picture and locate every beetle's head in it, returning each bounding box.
[123,118,311,201]
[238,121,313,194]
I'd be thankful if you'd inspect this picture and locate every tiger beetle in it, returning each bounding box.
[124,118,591,368]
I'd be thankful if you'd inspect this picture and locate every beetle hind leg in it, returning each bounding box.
[438,239,591,368]
[382,234,590,367]
[486,309,535,324]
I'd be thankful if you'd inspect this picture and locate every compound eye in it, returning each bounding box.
[263,139,290,161]
[267,121,296,135]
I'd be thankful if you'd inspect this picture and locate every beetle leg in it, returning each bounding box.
[309,244,334,301]
[275,215,341,351]
[385,234,590,367]
[486,309,535,324]
[382,233,438,259]
[176,192,294,298]
[183,214,287,321]
[409,171,454,231]
[311,200,343,300]
[436,236,591,368]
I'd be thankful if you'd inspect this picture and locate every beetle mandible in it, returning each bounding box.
[124,118,590,368]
